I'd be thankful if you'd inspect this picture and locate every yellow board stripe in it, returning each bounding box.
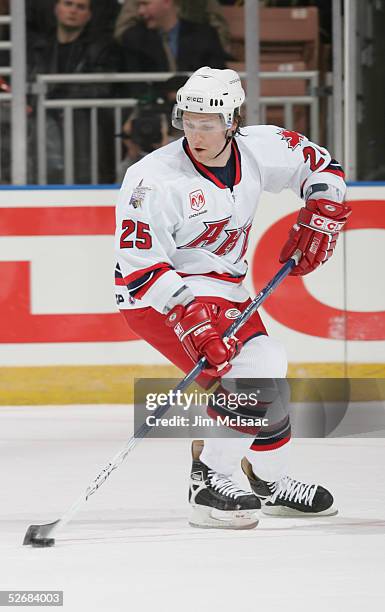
[0,363,384,405]
[0,365,181,406]
[288,363,385,378]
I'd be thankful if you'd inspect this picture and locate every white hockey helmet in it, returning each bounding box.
[172,66,245,131]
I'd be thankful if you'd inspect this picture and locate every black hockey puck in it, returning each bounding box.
[31,538,55,548]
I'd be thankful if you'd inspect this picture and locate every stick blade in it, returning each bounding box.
[23,520,60,546]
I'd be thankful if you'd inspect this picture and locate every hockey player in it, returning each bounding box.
[115,66,351,529]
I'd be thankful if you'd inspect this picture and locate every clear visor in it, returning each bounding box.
[172,106,230,133]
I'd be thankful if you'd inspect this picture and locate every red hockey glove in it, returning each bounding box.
[279,198,351,276]
[166,301,241,376]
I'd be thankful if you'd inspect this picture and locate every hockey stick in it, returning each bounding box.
[23,250,300,547]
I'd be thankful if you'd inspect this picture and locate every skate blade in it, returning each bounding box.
[189,505,259,530]
[262,504,338,518]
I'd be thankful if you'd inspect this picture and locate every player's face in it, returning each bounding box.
[55,0,91,29]
[183,112,230,165]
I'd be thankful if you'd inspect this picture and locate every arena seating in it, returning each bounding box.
[222,6,320,131]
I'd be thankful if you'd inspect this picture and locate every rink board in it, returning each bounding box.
[0,183,384,403]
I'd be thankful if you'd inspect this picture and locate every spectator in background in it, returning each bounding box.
[28,0,120,83]
[27,0,122,184]
[156,75,188,140]
[119,0,227,76]
[26,0,121,45]
[115,102,170,183]
[114,0,230,54]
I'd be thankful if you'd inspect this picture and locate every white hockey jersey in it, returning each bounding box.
[114,125,346,313]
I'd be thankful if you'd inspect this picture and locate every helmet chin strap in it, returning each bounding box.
[212,129,235,160]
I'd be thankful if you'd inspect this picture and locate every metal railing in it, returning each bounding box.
[33,70,319,185]
[251,71,319,139]
[0,14,12,184]
[38,98,137,184]
[0,14,12,83]
[0,4,27,184]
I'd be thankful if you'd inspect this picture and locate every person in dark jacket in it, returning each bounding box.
[114,0,230,53]
[26,0,121,44]
[119,0,227,74]
[28,0,122,184]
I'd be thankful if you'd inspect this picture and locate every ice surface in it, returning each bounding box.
[1,405,385,612]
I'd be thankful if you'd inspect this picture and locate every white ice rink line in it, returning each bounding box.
[1,405,385,612]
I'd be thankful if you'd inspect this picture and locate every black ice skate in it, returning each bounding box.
[189,441,260,529]
[241,457,338,517]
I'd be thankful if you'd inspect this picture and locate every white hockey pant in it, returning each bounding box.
[200,335,291,482]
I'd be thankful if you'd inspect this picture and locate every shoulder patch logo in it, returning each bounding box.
[129,179,152,209]
[189,189,205,211]
[278,128,305,150]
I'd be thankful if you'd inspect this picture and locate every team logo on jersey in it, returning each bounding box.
[278,128,304,150]
[225,308,241,319]
[189,189,206,211]
[129,179,152,209]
